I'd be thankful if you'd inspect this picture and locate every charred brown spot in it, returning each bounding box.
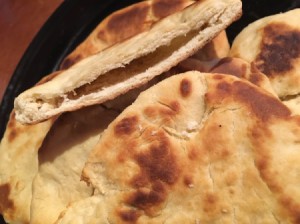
[211,57,247,78]
[143,106,158,119]
[183,176,193,187]
[249,73,263,86]
[249,63,267,86]
[7,112,16,129]
[131,175,148,188]
[115,116,138,136]
[153,0,189,19]
[180,78,192,97]
[203,192,219,213]
[100,2,151,44]
[188,147,198,160]
[255,23,300,77]
[128,181,167,210]
[216,81,232,95]
[127,134,179,211]
[279,196,300,223]
[60,55,82,70]
[8,129,17,142]
[0,184,14,213]
[7,114,19,142]
[234,81,290,121]
[212,74,225,80]
[118,209,141,222]
[135,137,179,184]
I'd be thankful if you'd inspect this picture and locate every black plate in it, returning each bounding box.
[0,0,300,223]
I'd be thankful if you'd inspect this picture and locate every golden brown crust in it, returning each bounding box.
[230,9,300,98]
[254,22,300,77]
[0,184,14,218]
[60,0,195,70]
[209,57,277,95]
[75,72,300,223]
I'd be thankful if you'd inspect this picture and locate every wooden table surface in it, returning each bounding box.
[0,0,63,103]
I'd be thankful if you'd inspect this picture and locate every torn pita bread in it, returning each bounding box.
[230,8,300,98]
[14,0,242,124]
[54,71,300,223]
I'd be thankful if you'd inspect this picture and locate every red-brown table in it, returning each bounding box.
[0,0,63,102]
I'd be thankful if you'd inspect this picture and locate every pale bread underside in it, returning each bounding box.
[29,105,118,224]
[0,114,54,223]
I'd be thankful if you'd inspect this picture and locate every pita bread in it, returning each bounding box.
[55,71,300,223]
[230,8,300,98]
[14,0,242,124]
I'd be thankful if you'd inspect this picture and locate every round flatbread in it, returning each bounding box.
[56,71,300,223]
[230,9,300,98]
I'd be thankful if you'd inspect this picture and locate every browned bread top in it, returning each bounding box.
[60,0,195,69]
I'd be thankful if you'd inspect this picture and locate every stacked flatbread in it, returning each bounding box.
[4,1,300,224]
[0,0,242,223]
[60,7,300,223]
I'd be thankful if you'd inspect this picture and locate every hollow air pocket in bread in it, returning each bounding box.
[14,0,242,124]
